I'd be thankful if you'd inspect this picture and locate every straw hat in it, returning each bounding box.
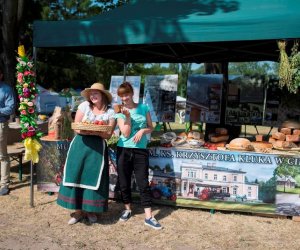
[81,83,112,103]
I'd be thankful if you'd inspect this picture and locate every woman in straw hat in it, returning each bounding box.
[57,82,115,225]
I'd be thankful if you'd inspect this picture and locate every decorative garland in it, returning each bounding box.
[16,45,42,163]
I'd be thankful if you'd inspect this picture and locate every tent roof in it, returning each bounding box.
[33,0,300,63]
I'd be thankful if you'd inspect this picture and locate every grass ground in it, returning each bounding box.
[277,187,300,194]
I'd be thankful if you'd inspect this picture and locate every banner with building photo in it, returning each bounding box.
[109,76,141,104]
[185,74,223,124]
[148,146,300,216]
[143,75,178,122]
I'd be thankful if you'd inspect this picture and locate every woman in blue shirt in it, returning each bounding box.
[115,81,162,230]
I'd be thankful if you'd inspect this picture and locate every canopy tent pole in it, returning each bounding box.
[29,47,37,208]
[30,161,34,207]
[262,82,268,125]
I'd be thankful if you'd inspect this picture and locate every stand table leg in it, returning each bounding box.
[30,161,34,207]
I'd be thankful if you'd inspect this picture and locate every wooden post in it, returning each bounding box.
[30,161,34,207]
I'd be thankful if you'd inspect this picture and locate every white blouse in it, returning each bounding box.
[78,101,115,123]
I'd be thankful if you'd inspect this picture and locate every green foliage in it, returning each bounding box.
[37,0,129,21]
[258,176,276,203]
[290,41,300,93]
[107,135,119,150]
[33,0,128,91]
[192,64,205,74]
[16,50,43,141]
[178,63,192,97]
[229,62,274,76]
[295,175,300,187]
[164,164,172,173]
[277,40,300,94]
[275,158,300,178]
[94,58,124,89]
[153,165,161,171]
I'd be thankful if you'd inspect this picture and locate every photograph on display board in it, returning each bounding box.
[263,79,281,126]
[146,147,300,216]
[143,75,178,122]
[176,95,187,124]
[225,75,264,125]
[275,158,300,216]
[36,140,71,192]
[36,141,119,199]
[264,86,300,127]
[109,76,141,104]
[185,74,222,124]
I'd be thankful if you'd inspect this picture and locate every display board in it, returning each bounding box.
[109,76,141,104]
[186,74,222,124]
[225,75,300,127]
[264,81,300,127]
[36,138,71,192]
[143,75,178,122]
[225,75,264,125]
[36,139,119,199]
[263,80,281,126]
[148,147,300,216]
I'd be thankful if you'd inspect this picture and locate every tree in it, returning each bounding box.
[294,175,300,187]
[178,63,192,97]
[38,0,129,21]
[0,0,26,86]
[33,0,129,90]
[275,158,300,192]
[258,176,276,203]
[164,163,172,173]
[228,61,276,76]
[192,63,205,74]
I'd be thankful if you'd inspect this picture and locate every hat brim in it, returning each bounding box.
[81,88,112,103]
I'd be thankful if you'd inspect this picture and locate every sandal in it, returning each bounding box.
[68,212,83,225]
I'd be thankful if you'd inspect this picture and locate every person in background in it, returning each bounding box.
[0,66,16,196]
[115,81,162,230]
[57,83,115,224]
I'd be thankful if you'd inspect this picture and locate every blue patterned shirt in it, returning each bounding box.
[0,81,16,122]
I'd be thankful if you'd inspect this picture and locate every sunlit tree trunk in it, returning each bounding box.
[0,0,25,86]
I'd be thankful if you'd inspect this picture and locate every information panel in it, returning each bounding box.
[186,74,222,124]
[143,75,178,122]
[109,76,141,104]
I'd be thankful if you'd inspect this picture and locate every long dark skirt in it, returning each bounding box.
[57,135,109,213]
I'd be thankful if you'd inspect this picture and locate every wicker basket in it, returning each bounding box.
[71,122,112,132]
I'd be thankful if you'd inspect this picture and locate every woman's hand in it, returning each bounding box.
[133,129,144,143]
[121,106,130,118]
